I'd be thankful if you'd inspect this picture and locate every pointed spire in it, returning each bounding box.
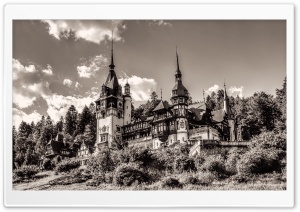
[161,88,163,100]
[203,89,205,103]
[109,30,115,69]
[175,46,182,82]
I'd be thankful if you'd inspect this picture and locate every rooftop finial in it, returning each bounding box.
[109,30,115,69]
[161,88,163,100]
[203,89,205,102]
[176,46,180,72]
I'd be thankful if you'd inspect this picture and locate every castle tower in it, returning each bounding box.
[94,36,124,150]
[124,80,132,125]
[170,48,189,143]
[223,82,236,141]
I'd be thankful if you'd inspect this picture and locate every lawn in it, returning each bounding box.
[13,171,286,191]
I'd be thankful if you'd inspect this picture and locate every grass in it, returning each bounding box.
[13,171,286,191]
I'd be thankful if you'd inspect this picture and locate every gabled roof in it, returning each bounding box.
[153,100,169,112]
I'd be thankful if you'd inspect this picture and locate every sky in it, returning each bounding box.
[12,20,286,128]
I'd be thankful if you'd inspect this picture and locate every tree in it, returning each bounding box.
[17,121,31,139]
[77,105,92,135]
[64,105,78,137]
[275,77,287,131]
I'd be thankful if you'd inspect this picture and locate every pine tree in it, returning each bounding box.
[64,105,78,137]
[77,105,92,135]
[275,77,287,131]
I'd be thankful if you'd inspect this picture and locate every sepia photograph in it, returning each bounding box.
[11,19,287,192]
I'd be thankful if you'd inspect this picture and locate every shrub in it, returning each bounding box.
[113,163,148,186]
[105,172,114,184]
[225,148,245,175]
[194,152,207,171]
[54,158,81,173]
[87,150,115,176]
[42,158,53,170]
[237,148,282,175]
[200,155,227,179]
[230,173,250,184]
[51,155,62,167]
[13,165,39,180]
[180,174,200,185]
[197,171,215,185]
[160,177,183,189]
[174,155,196,173]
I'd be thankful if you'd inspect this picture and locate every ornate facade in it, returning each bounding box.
[94,43,242,152]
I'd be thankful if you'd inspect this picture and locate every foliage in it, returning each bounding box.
[173,155,196,173]
[197,171,215,185]
[64,105,78,137]
[13,165,39,180]
[49,169,89,186]
[87,149,115,176]
[113,163,149,186]
[225,148,245,175]
[236,148,282,175]
[160,177,182,189]
[194,152,207,171]
[42,158,53,170]
[54,158,81,173]
[200,155,227,179]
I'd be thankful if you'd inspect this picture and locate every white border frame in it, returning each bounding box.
[4,4,294,207]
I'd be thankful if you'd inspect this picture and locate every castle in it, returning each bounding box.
[94,42,243,153]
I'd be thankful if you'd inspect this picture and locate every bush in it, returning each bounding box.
[51,155,62,167]
[200,155,227,179]
[87,150,115,176]
[174,155,196,173]
[225,148,245,175]
[105,172,114,184]
[180,174,200,185]
[160,177,183,189]
[13,165,39,180]
[197,171,215,185]
[113,163,148,186]
[194,152,207,171]
[237,148,282,175]
[54,158,81,173]
[42,158,53,170]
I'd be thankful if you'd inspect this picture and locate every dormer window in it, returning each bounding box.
[173,90,177,95]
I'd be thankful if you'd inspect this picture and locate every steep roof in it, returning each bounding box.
[104,72,119,90]
[189,108,203,121]
[188,102,206,111]
[172,80,188,97]
[153,100,169,112]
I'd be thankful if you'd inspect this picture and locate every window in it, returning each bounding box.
[127,106,128,109]
[116,126,121,132]
[118,112,121,119]
[179,98,183,103]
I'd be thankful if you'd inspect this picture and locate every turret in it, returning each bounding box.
[124,80,132,125]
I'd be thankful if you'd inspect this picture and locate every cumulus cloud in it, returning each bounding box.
[63,79,73,87]
[43,94,94,122]
[119,75,157,102]
[77,55,108,78]
[13,108,42,128]
[13,92,36,109]
[75,81,82,89]
[228,86,244,97]
[205,84,220,95]
[42,64,53,75]
[43,20,126,43]
[13,59,38,80]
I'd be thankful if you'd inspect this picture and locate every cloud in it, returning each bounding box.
[228,86,244,97]
[43,94,94,122]
[13,59,37,80]
[13,92,37,109]
[75,82,82,89]
[77,54,108,78]
[42,64,53,75]
[13,108,42,128]
[119,75,157,102]
[149,20,172,27]
[205,84,220,95]
[43,20,126,43]
[63,79,73,87]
